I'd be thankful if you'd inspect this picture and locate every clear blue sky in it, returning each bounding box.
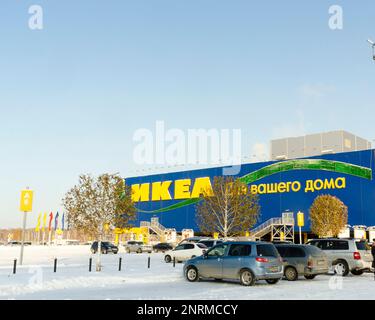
[1,0,374,227]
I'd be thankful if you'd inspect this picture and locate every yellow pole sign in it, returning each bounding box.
[20,190,34,212]
[297,211,305,227]
[297,211,304,244]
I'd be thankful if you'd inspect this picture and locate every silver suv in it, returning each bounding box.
[307,238,373,276]
[124,241,152,254]
[275,244,329,281]
[183,241,284,286]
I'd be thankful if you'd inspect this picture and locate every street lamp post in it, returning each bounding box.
[368,39,375,61]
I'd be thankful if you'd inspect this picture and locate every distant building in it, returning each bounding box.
[270,130,372,161]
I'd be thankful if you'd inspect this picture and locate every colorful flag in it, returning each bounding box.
[42,213,47,232]
[61,213,65,231]
[54,212,59,230]
[35,213,41,232]
[48,212,53,231]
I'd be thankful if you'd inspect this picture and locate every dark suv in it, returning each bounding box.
[153,243,174,253]
[307,238,373,276]
[275,244,329,281]
[91,241,119,254]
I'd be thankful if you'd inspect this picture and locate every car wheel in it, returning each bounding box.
[284,267,298,281]
[137,249,142,254]
[114,251,118,255]
[186,266,199,282]
[351,269,364,276]
[165,255,172,263]
[304,274,317,280]
[126,249,131,254]
[239,269,255,287]
[333,260,349,277]
[191,255,196,259]
[266,279,280,285]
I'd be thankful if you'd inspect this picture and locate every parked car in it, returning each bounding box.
[183,241,284,286]
[91,241,119,254]
[179,237,210,244]
[307,238,373,276]
[164,243,207,263]
[198,239,224,248]
[153,243,174,253]
[272,241,293,245]
[275,244,329,281]
[8,241,21,246]
[125,241,152,254]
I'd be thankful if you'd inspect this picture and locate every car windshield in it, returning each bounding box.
[257,244,278,257]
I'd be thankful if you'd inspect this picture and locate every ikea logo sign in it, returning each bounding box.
[131,177,214,202]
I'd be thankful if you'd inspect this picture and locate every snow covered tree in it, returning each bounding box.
[309,194,348,238]
[196,176,260,239]
[62,173,136,271]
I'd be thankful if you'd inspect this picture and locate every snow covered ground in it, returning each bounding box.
[0,245,374,300]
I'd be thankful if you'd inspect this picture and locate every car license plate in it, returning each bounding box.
[268,266,279,273]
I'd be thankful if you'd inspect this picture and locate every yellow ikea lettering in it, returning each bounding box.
[131,183,150,202]
[335,177,346,189]
[277,182,287,193]
[324,179,335,189]
[152,181,172,201]
[191,177,214,198]
[305,180,314,192]
[314,179,324,191]
[258,184,267,194]
[291,181,301,192]
[175,179,191,199]
[250,185,258,194]
[267,183,278,194]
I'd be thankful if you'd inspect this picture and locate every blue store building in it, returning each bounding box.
[126,149,375,233]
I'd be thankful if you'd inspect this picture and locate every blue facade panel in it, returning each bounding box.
[126,150,375,232]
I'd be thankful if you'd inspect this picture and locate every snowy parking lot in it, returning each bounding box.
[0,245,374,300]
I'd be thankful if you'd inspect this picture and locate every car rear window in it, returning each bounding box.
[356,241,370,251]
[228,244,252,256]
[275,246,288,257]
[306,245,324,256]
[257,244,278,257]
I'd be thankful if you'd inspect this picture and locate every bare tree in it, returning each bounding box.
[196,176,260,239]
[309,194,348,238]
[62,173,136,271]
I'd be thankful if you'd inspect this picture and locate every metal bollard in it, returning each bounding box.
[119,257,122,271]
[13,259,17,274]
[53,258,57,273]
[173,257,176,268]
[148,256,150,269]
[89,258,92,272]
